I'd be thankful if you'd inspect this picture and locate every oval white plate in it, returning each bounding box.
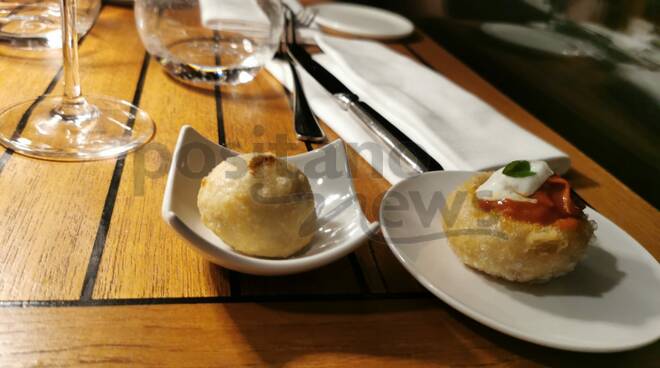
[481,23,603,57]
[380,171,660,352]
[162,126,378,275]
[310,3,414,40]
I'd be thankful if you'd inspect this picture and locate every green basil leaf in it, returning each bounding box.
[502,160,536,178]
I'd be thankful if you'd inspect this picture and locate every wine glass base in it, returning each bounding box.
[0,95,155,161]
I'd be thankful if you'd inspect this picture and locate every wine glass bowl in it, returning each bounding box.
[0,0,154,161]
[135,0,284,86]
[0,0,100,50]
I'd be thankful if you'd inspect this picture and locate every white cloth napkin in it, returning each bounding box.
[198,0,269,30]
[267,35,570,184]
[199,0,317,42]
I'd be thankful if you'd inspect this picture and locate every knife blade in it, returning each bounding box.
[285,39,442,175]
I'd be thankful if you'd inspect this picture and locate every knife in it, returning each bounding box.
[282,12,326,142]
[285,36,443,175]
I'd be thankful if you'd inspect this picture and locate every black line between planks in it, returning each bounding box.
[0,291,432,308]
[213,30,242,298]
[0,68,63,174]
[0,18,97,174]
[286,82,372,294]
[79,53,151,301]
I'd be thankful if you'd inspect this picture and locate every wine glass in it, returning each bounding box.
[0,0,154,161]
[0,0,100,50]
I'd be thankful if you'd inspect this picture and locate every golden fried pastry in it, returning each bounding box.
[198,153,317,258]
[443,162,594,283]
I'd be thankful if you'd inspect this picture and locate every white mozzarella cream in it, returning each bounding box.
[476,161,554,203]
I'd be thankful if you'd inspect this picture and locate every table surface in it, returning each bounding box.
[0,4,658,367]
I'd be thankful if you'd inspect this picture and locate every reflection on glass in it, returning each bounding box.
[0,0,100,49]
[0,0,155,161]
[135,0,283,87]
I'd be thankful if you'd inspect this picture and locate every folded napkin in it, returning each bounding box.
[267,35,570,184]
[199,0,317,42]
[199,0,269,30]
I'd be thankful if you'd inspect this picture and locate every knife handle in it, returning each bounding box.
[335,93,428,175]
[289,56,326,142]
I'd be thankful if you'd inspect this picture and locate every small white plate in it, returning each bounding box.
[380,171,660,352]
[310,3,414,40]
[481,23,603,57]
[162,126,378,275]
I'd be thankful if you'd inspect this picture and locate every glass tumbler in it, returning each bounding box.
[0,0,100,49]
[135,0,284,86]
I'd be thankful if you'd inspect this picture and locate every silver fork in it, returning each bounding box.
[281,8,325,142]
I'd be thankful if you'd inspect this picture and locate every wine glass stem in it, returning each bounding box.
[56,0,92,119]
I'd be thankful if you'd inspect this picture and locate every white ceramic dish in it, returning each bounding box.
[481,23,602,57]
[310,3,414,40]
[380,171,660,352]
[162,126,378,275]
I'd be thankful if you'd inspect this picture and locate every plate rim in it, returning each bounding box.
[379,170,660,353]
[310,3,414,39]
[480,22,602,58]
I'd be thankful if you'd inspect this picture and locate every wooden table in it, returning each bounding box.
[0,4,658,366]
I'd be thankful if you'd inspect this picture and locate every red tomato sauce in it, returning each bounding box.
[478,176,585,230]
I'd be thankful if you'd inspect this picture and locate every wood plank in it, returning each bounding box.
[0,4,657,367]
[313,121,423,294]
[220,70,308,156]
[0,301,657,367]
[312,43,434,294]
[219,71,368,296]
[279,78,387,295]
[289,89,388,295]
[0,6,146,300]
[91,58,231,299]
[0,48,60,108]
[299,41,433,294]
[0,35,61,162]
[404,32,660,258]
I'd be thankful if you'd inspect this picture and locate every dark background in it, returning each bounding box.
[359,0,660,208]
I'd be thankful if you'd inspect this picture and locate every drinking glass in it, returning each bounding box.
[0,0,155,161]
[0,0,101,49]
[135,0,283,86]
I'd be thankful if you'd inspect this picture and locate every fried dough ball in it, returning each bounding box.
[198,153,316,258]
[443,173,594,283]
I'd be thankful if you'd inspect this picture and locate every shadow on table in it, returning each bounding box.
[219,292,659,367]
[217,241,658,366]
[444,305,660,367]
[564,168,599,190]
[221,297,473,366]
